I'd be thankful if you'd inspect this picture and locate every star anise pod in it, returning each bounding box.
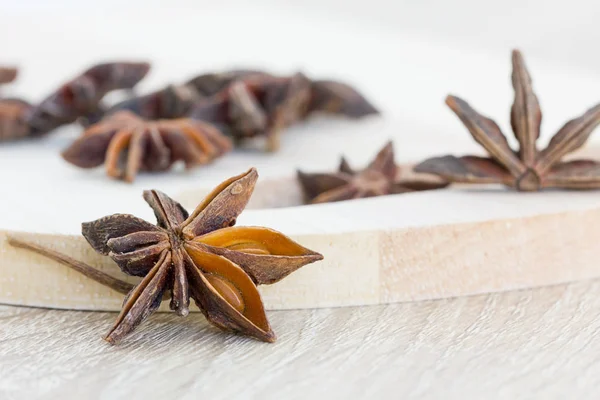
[297,141,448,203]
[25,62,150,136]
[189,72,313,151]
[0,68,32,141]
[0,99,32,141]
[308,79,379,118]
[102,69,378,151]
[9,169,323,343]
[98,83,205,124]
[414,50,600,191]
[189,71,379,151]
[62,111,232,182]
[102,70,270,122]
[0,66,17,86]
[186,70,271,97]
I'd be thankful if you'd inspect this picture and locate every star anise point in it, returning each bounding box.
[416,50,600,191]
[298,141,447,204]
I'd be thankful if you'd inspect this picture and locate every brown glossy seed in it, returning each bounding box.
[227,242,270,255]
[234,248,270,255]
[205,273,245,313]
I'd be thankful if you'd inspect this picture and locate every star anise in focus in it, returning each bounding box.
[25,62,150,135]
[8,168,323,343]
[297,141,448,204]
[415,50,600,191]
[62,111,232,182]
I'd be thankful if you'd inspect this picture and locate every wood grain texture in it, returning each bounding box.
[3,198,600,311]
[1,278,600,399]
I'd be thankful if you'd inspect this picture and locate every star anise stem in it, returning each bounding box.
[7,236,134,295]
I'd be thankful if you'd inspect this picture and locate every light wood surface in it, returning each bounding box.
[4,186,600,311]
[2,278,600,399]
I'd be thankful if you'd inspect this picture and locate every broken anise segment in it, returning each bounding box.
[297,141,448,204]
[61,111,232,182]
[8,168,323,343]
[414,50,600,191]
[25,61,150,135]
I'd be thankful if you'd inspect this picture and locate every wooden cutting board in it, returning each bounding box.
[4,162,600,311]
[3,37,600,313]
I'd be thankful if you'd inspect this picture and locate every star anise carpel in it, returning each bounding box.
[0,66,18,86]
[0,67,31,142]
[0,99,31,141]
[8,168,323,344]
[414,50,600,191]
[297,141,448,204]
[62,111,232,182]
[308,79,379,118]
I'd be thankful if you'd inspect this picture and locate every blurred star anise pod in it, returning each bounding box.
[25,61,150,135]
[0,99,31,141]
[190,72,313,151]
[105,68,378,151]
[100,70,268,123]
[297,141,448,204]
[0,66,18,86]
[308,79,379,118]
[415,50,600,191]
[190,72,378,151]
[9,168,323,343]
[62,111,232,182]
[0,67,32,141]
